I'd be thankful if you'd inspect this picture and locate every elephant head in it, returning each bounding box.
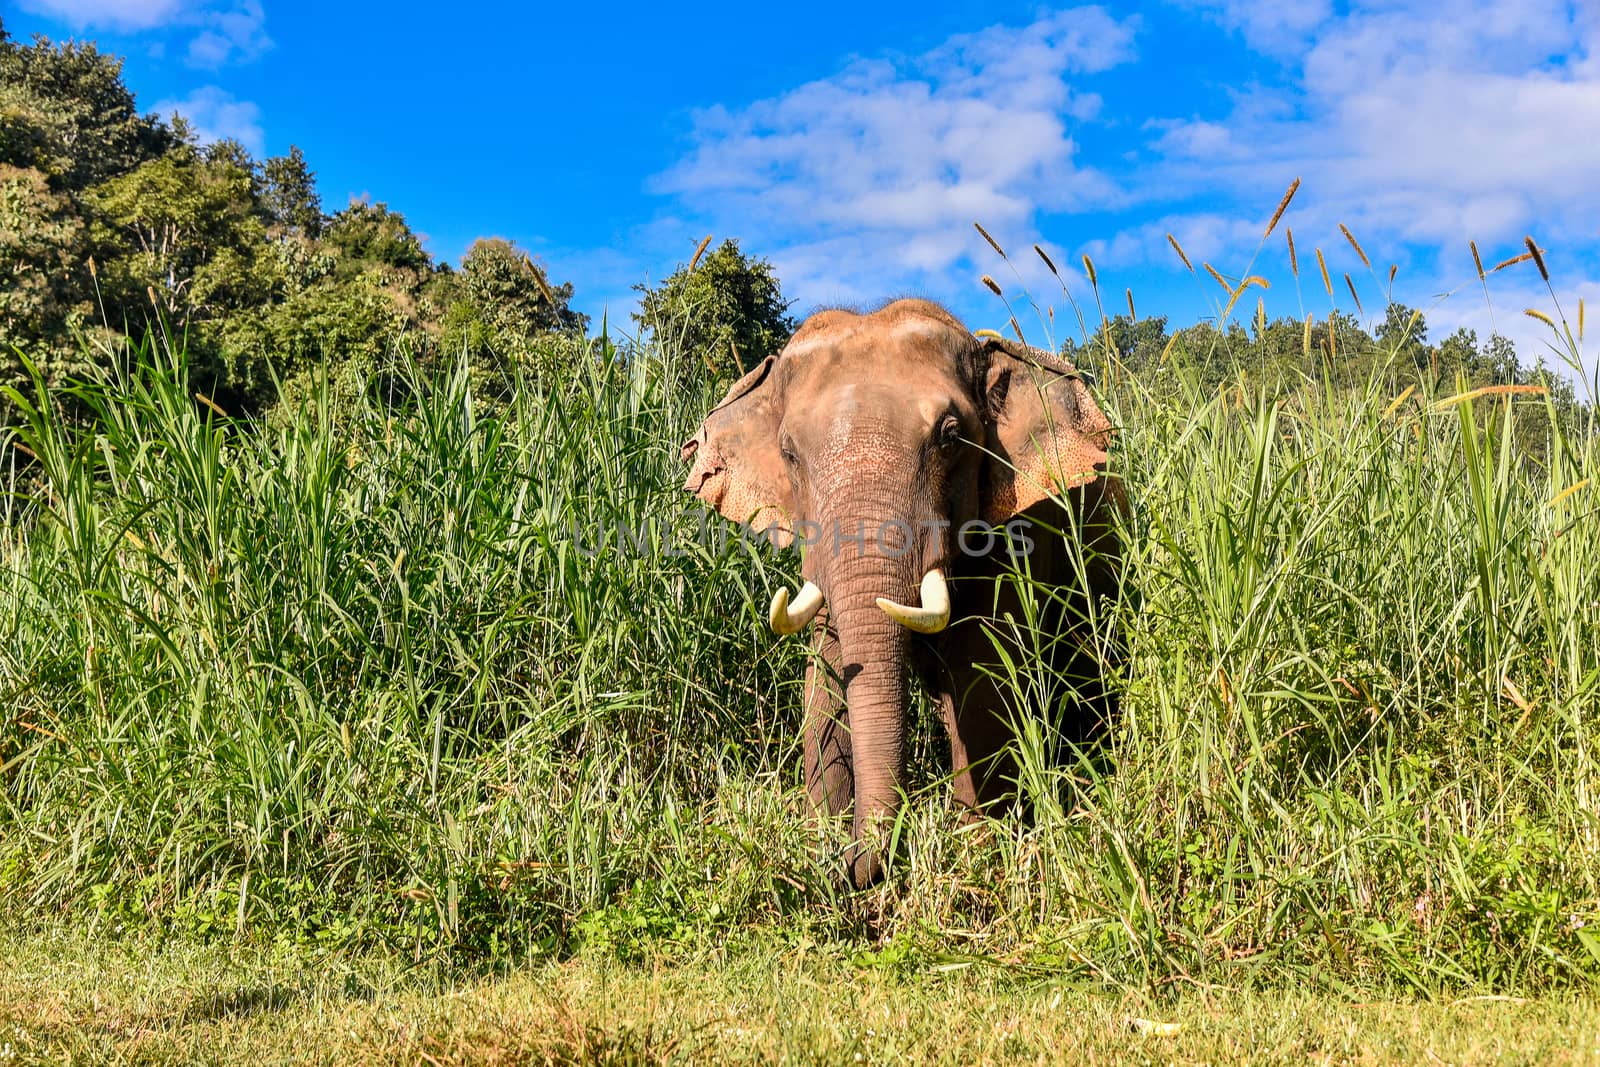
[681,299,1117,886]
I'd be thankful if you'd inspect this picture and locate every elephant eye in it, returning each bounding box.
[780,440,799,466]
[937,416,963,451]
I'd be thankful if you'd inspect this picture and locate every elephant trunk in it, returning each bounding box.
[821,510,923,889]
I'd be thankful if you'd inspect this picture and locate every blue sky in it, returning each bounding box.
[9,0,1599,375]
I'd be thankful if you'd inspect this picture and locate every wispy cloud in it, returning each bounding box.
[18,0,271,68]
[153,85,263,156]
[1171,0,1333,53]
[1148,0,1600,244]
[18,0,185,30]
[184,0,269,68]
[651,6,1138,310]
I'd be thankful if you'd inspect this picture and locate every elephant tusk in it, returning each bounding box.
[769,581,824,635]
[876,568,951,634]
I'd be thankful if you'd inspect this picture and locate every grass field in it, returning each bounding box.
[1,278,1597,1059]
[7,926,1600,1065]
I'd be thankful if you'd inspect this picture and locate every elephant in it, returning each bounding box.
[681,299,1122,888]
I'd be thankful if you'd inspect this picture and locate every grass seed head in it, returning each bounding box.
[1034,244,1060,278]
[1471,240,1485,280]
[981,274,1003,297]
[1524,235,1550,281]
[688,235,712,272]
[1316,248,1333,297]
[1493,250,1534,272]
[532,264,557,306]
[1549,478,1591,508]
[1435,383,1549,409]
[974,222,1007,260]
[1264,176,1300,238]
[1167,233,1194,273]
[1383,383,1417,418]
[1345,273,1363,315]
[1083,254,1098,288]
[1339,223,1371,269]
[1286,228,1298,277]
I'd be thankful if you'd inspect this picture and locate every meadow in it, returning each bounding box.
[1,259,1598,1060]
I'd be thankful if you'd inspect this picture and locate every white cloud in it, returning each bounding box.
[17,0,270,68]
[1064,0,1600,382]
[154,86,263,156]
[184,1,269,68]
[1174,0,1333,53]
[1426,274,1599,398]
[18,0,184,31]
[627,0,1595,377]
[652,6,1138,310]
[1147,1,1600,246]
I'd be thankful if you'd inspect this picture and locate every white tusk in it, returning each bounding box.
[876,568,951,634]
[769,580,824,635]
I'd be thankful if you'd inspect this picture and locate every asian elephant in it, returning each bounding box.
[681,299,1122,888]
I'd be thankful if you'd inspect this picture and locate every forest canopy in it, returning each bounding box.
[0,22,587,418]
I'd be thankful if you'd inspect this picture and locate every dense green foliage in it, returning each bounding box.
[634,238,795,383]
[2,309,1596,992]
[1063,306,1569,405]
[0,25,586,419]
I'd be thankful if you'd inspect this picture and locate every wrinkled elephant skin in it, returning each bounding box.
[681,300,1123,888]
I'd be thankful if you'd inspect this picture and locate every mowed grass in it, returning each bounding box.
[6,926,1600,1065]
[0,270,1598,1062]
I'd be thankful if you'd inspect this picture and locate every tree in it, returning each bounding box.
[0,29,606,422]
[261,146,322,238]
[432,237,588,396]
[1477,333,1521,383]
[0,33,172,193]
[215,271,414,413]
[456,237,584,335]
[633,238,794,381]
[86,146,267,324]
[1434,326,1478,382]
[1377,303,1429,372]
[0,163,94,394]
[1060,314,1170,370]
[323,199,429,276]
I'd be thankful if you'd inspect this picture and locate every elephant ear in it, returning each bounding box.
[680,355,797,547]
[978,338,1113,524]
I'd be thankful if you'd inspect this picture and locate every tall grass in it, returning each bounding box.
[0,342,813,953]
[1,309,1598,992]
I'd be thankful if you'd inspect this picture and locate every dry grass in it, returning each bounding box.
[4,929,1600,1065]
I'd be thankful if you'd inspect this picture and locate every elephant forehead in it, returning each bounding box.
[814,382,945,425]
[785,308,973,371]
[814,383,889,428]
